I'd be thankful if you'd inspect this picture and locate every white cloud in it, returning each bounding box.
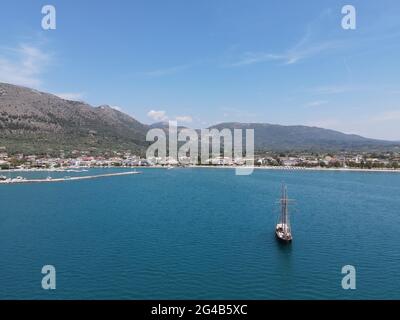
[55,92,84,101]
[147,110,168,121]
[175,115,193,123]
[0,43,51,88]
[147,110,193,124]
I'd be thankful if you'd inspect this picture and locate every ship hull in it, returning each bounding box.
[275,231,292,243]
[275,223,292,243]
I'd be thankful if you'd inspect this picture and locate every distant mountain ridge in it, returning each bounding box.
[0,83,399,154]
[209,122,399,152]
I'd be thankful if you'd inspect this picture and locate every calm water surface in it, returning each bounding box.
[0,168,399,299]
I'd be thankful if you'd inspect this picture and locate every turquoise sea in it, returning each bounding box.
[0,168,399,299]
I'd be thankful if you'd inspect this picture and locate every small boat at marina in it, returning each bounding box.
[10,176,26,183]
[275,184,293,243]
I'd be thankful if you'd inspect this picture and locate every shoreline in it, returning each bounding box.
[1,165,400,174]
[191,165,400,173]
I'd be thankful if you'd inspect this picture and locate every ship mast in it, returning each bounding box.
[280,185,290,235]
[276,184,293,242]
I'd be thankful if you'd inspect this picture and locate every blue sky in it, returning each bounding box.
[1,0,400,140]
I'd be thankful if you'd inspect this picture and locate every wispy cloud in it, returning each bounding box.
[0,43,51,88]
[228,9,344,67]
[229,52,287,67]
[230,40,341,67]
[285,39,341,65]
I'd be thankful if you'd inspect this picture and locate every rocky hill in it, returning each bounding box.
[1,83,398,155]
[0,83,149,154]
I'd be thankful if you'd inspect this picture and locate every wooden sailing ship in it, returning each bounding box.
[275,184,293,243]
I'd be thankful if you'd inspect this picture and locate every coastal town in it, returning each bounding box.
[1,149,399,171]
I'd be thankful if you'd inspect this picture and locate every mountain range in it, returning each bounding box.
[0,82,398,155]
